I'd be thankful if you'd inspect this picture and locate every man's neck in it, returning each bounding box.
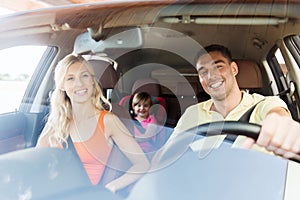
[211,90,243,118]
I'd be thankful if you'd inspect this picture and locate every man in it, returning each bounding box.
[170,44,300,159]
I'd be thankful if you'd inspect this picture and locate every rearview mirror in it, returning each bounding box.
[73,27,143,54]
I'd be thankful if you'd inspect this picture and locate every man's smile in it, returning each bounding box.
[208,80,224,89]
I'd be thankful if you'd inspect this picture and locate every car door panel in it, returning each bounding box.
[23,112,47,147]
[0,111,47,154]
[0,112,26,154]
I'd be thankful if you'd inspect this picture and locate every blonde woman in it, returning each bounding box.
[36,54,149,194]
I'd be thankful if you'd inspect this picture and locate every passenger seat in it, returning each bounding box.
[88,58,118,101]
[88,57,134,133]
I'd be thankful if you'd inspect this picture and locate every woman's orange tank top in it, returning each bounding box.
[73,110,112,185]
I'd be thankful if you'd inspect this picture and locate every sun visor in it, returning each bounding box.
[73,27,143,55]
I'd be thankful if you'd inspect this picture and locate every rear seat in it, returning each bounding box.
[172,82,199,123]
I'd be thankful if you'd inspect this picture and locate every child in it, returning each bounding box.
[131,92,164,159]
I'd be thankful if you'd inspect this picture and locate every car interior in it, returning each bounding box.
[0,0,299,160]
[1,0,300,199]
[82,50,270,129]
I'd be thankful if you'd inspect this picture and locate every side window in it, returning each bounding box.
[275,49,288,77]
[0,46,47,114]
[268,44,300,121]
[267,46,288,95]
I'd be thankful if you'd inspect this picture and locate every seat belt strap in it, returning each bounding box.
[225,98,265,142]
[63,136,81,159]
[238,98,265,122]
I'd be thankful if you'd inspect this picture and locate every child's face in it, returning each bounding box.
[133,99,151,119]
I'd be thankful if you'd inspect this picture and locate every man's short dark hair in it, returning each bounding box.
[195,44,233,65]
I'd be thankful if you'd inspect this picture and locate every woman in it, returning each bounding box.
[36,54,149,194]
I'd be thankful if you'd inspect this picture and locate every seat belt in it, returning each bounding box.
[238,98,265,122]
[65,134,132,197]
[225,98,265,142]
[63,136,82,162]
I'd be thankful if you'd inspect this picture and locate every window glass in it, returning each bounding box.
[275,48,288,76]
[0,46,47,114]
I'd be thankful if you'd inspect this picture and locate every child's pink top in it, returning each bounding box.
[134,115,160,153]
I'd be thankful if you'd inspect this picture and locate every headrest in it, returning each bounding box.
[131,78,161,96]
[235,59,263,89]
[88,59,118,89]
[176,82,199,96]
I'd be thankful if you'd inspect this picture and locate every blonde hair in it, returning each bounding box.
[42,54,111,147]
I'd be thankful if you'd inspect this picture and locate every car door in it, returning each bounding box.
[266,35,300,121]
[0,46,56,154]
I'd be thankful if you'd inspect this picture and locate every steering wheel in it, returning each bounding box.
[128,121,294,200]
[152,121,299,168]
[194,120,260,140]
[195,121,300,162]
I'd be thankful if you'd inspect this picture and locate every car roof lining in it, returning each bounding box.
[0,1,299,75]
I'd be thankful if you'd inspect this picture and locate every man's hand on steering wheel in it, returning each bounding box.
[242,113,300,160]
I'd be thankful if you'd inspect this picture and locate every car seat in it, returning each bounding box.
[235,59,268,95]
[119,78,167,125]
[88,58,118,101]
[88,57,135,131]
[175,81,199,114]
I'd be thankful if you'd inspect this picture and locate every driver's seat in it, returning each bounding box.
[235,59,271,95]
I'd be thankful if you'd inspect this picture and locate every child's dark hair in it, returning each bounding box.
[132,92,153,107]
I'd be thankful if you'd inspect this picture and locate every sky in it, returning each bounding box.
[0,46,47,78]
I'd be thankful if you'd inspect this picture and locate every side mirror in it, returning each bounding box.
[73,27,143,54]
